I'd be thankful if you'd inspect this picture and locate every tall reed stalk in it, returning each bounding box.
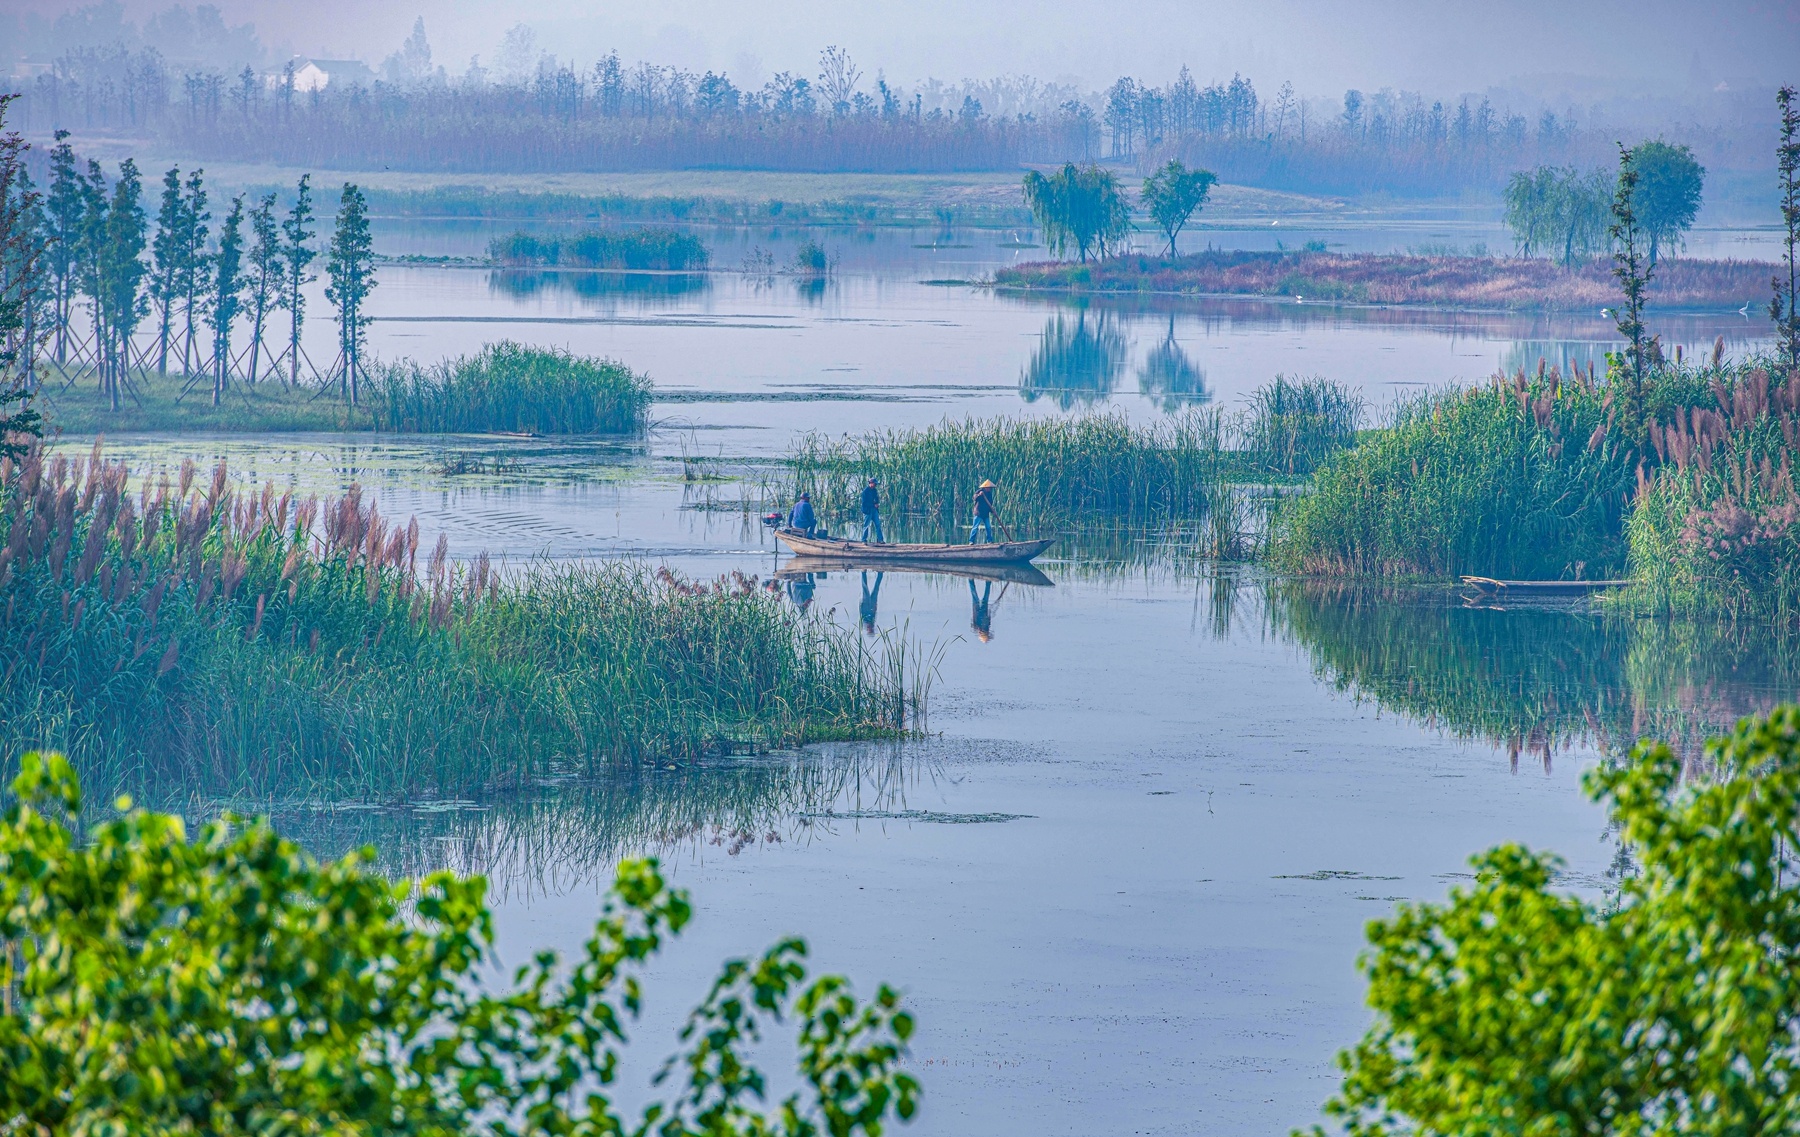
[0,444,910,802]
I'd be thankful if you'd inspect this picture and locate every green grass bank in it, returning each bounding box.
[30,342,651,437]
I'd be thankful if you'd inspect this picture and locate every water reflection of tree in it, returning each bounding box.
[264,743,915,902]
[1019,310,1128,410]
[1264,582,1799,769]
[1137,315,1211,412]
[488,269,709,309]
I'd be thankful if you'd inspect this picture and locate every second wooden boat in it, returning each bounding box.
[1460,575,1629,596]
[775,527,1053,565]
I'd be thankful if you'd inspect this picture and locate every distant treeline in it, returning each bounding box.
[3,31,1769,195]
[354,186,1034,228]
[487,227,709,270]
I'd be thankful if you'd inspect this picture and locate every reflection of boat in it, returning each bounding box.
[776,555,1055,587]
[775,528,1053,565]
[1460,576,1629,597]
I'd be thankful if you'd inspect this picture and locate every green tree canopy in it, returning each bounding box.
[1311,705,1800,1137]
[1021,162,1130,262]
[1141,159,1217,257]
[0,753,920,1135]
[1628,139,1704,267]
[1502,165,1610,266]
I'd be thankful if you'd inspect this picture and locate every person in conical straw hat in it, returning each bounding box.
[969,478,998,544]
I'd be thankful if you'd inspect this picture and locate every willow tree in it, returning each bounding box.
[1022,163,1131,262]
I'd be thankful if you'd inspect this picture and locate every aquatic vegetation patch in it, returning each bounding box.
[488,225,710,270]
[367,341,652,435]
[787,410,1241,544]
[0,444,917,802]
[1274,361,1710,579]
[1627,365,1800,620]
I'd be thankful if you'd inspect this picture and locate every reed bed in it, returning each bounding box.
[1239,374,1365,475]
[0,444,914,802]
[366,341,651,435]
[787,411,1237,540]
[995,250,1777,311]
[1275,363,1666,579]
[1627,364,1800,620]
[488,227,710,270]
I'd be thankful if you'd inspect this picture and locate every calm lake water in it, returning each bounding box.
[66,219,1797,1134]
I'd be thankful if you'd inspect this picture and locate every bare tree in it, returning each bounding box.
[818,46,861,115]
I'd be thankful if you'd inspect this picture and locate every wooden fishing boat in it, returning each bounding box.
[775,527,1053,565]
[1460,576,1629,597]
[776,555,1055,587]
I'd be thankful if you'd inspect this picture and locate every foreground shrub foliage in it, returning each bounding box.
[0,753,919,1135]
[0,445,911,799]
[368,341,652,434]
[1315,704,1800,1135]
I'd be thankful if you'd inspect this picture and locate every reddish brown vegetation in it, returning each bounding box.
[995,250,1776,311]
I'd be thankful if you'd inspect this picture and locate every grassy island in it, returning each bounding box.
[994,250,1775,312]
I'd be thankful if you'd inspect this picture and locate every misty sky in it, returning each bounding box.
[17,0,1800,99]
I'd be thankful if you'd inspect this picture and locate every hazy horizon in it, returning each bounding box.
[7,0,1796,109]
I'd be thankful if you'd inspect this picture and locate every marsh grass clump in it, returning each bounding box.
[793,240,831,277]
[488,227,710,270]
[1627,364,1800,619]
[1240,374,1365,475]
[788,411,1236,540]
[0,444,912,802]
[1273,360,1712,579]
[368,341,651,435]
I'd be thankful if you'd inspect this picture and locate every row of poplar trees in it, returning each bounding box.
[7,99,379,412]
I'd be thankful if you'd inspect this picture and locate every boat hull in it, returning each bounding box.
[775,528,1053,564]
[1460,575,1629,596]
[776,555,1055,587]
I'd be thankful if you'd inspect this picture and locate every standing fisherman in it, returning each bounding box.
[969,479,997,544]
[860,476,885,543]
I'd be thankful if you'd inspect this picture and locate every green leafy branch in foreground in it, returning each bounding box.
[0,752,919,1135]
[1309,704,1800,1136]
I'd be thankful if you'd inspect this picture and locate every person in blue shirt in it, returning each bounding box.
[787,491,817,536]
[859,476,884,543]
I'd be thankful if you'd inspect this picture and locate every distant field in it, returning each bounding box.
[137,160,1349,224]
[995,249,1777,311]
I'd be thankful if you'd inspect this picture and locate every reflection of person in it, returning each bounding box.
[969,479,997,544]
[859,477,885,543]
[859,570,884,635]
[786,572,817,613]
[787,491,817,537]
[969,579,993,642]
